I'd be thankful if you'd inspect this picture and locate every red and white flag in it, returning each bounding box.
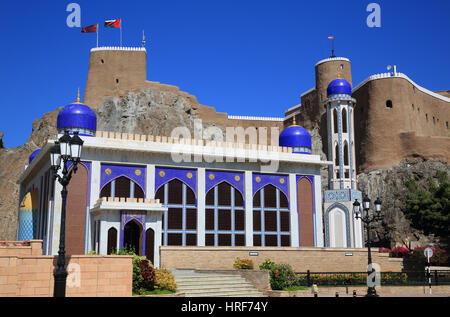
[104,19,121,28]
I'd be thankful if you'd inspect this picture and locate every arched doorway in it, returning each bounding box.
[329,208,347,248]
[18,189,39,241]
[123,220,142,255]
[66,163,88,255]
[297,177,314,247]
[107,227,118,254]
[145,228,155,264]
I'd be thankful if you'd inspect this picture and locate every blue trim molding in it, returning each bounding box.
[155,167,197,197]
[205,170,244,199]
[100,164,146,194]
[253,173,289,199]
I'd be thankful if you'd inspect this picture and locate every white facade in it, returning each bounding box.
[17,132,332,267]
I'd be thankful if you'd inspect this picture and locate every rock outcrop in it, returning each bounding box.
[357,160,449,249]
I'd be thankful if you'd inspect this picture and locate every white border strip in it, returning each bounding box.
[353,72,450,103]
[227,115,284,121]
[315,57,350,67]
[90,46,147,52]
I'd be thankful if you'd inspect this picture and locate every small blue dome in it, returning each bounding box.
[327,78,352,96]
[57,103,97,136]
[29,149,40,164]
[279,125,312,154]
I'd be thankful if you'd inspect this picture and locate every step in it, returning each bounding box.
[171,270,266,297]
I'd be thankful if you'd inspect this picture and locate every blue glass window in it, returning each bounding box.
[100,176,144,199]
[253,184,290,247]
[156,179,197,246]
[205,182,245,246]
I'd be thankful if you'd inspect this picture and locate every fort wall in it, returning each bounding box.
[353,74,450,172]
[83,48,449,173]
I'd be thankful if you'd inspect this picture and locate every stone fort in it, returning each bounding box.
[83,47,450,174]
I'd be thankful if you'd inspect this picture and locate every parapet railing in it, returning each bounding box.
[93,130,294,154]
[227,115,284,121]
[91,46,146,52]
[352,72,450,103]
[96,197,161,204]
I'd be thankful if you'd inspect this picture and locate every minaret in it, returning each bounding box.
[322,74,363,249]
[324,74,357,190]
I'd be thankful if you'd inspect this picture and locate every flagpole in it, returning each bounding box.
[331,38,335,57]
[120,20,122,47]
[96,24,99,47]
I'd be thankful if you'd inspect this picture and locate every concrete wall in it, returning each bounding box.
[160,246,403,272]
[0,240,132,297]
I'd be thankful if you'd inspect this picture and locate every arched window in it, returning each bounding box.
[253,184,290,247]
[343,141,349,166]
[205,182,245,246]
[335,144,340,166]
[342,108,347,133]
[100,176,144,199]
[386,100,393,108]
[333,109,338,133]
[156,179,197,246]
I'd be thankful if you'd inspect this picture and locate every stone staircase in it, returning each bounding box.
[171,269,266,297]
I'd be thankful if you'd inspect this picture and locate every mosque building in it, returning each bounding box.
[16,48,369,268]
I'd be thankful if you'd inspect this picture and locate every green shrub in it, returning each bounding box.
[131,255,155,293]
[258,259,297,290]
[154,269,177,292]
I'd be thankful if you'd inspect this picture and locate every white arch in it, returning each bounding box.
[328,207,347,248]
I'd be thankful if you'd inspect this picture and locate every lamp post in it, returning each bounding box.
[50,130,84,297]
[353,195,382,297]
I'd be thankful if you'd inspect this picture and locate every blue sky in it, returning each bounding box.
[0,0,449,148]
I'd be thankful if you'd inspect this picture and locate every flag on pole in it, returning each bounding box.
[328,36,335,57]
[104,19,121,28]
[81,24,98,33]
[81,24,99,47]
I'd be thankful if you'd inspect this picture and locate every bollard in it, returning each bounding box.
[353,290,357,297]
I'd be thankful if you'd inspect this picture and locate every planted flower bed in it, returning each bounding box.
[379,246,449,265]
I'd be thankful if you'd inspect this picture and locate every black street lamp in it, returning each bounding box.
[353,195,383,297]
[51,130,84,297]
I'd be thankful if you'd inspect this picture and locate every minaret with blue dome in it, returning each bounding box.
[323,75,363,249]
[279,116,312,154]
[57,89,97,136]
[324,76,357,190]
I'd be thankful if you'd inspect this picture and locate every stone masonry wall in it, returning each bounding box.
[0,240,132,297]
[160,246,403,272]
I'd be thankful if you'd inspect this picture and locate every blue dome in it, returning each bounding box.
[57,103,97,136]
[279,125,312,154]
[327,78,352,96]
[29,149,40,164]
